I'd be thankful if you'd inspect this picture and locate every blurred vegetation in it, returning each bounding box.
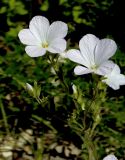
[0,0,125,159]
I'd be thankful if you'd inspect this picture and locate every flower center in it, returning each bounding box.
[91,64,98,70]
[42,42,49,48]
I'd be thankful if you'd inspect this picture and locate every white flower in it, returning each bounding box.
[67,34,117,75]
[18,16,68,57]
[103,154,118,160]
[102,64,125,90]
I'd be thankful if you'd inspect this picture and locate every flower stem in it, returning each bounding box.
[84,130,98,160]
[83,76,106,160]
[47,54,69,92]
[0,98,10,135]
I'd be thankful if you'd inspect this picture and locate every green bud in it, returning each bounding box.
[33,81,41,98]
[95,114,101,124]
[72,84,78,99]
[81,102,85,110]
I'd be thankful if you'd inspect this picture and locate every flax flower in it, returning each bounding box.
[67,34,117,76]
[103,154,118,160]
[18,16,68,57]
[102,64,125,90]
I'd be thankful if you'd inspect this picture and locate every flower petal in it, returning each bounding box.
[47,21,68,42]
[29,16,49,42]
[102,78,120,90]
[96,60,115,75]
[74,65,92,75]
[47,38,66,53]
[18,29,39,45]
[67,49,87,66]
[116,74,125,85]
[79,34,99,67]
[111,65,125,85]
[110,64,120,74]
[102,64,125,90]
[95,39,117,65]
[103,154,118,160]
[25,46,46,57]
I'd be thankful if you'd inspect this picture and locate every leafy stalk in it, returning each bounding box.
[0,97,10,135]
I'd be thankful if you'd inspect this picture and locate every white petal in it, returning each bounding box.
[102,65,125,90]
[95,39,117,65]
[111,64,120,74]
[107,64,125,84]
[103,154,118,160]
[47,38,66,53]
[67,49,87,66]
[102,78,120,90]
[96,60,115,75]
[74,65,92,75]
[114,74,125,85]
[25,46,46,57]
[18,29,39,45]
[29,16,49,42]
[47,21,68,42]
[79,34,99,67]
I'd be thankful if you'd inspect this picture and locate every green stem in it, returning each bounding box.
[47,54,69,92]
[32,114,57,133]
[90,115,99,138]
[85,130,98,160]
[0,98,10,134]
[83,78,103,160]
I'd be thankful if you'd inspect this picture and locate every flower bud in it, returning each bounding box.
[72,84,78,98]
[26,83,34,96]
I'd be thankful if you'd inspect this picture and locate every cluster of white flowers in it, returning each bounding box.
[18,16,125,90]
[67,34,125,90]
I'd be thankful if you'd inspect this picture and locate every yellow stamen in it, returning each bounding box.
[42,42,49,48]
[91,64,98,70]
